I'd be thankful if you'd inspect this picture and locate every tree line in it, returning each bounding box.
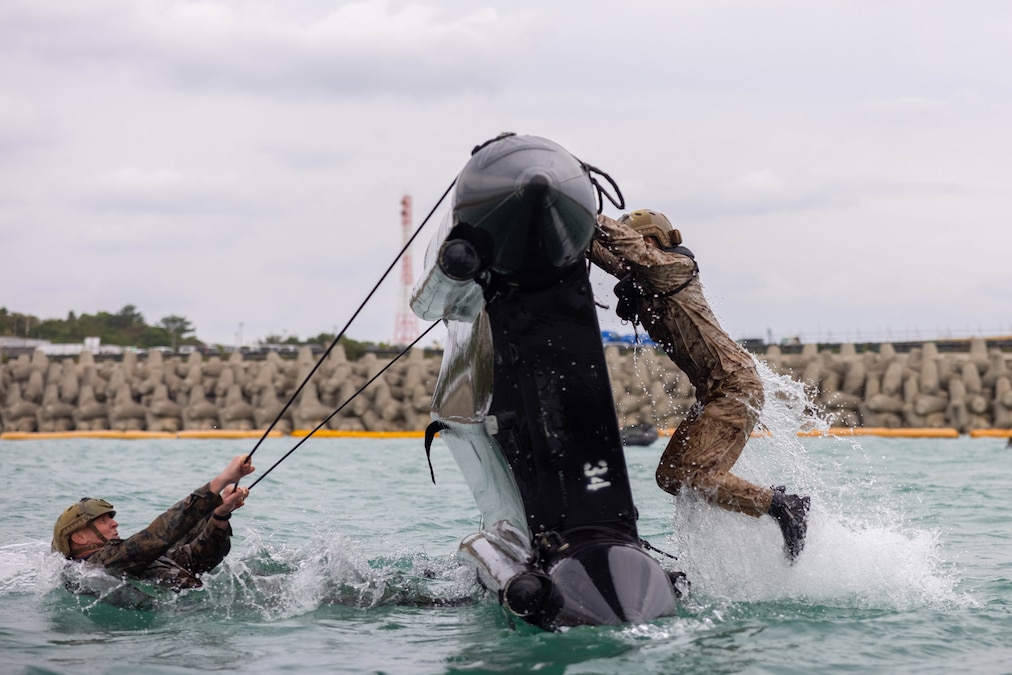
[0,305,373,358]
[1,305,195,350]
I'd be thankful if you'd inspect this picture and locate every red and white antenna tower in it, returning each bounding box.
[393,194,419,345]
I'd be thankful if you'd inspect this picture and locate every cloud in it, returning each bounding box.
[0,96,49,155]
[79,166,253,215]
[0,0,538,98]
[4,0,1012,347]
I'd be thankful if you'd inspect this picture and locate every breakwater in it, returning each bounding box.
[759,339,1012,433]
[2,339,1011,436]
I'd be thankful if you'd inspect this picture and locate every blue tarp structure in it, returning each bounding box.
[601,330,657,347]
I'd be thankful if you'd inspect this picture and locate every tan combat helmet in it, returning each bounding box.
[618,209,682,248]
[52,498,115,558]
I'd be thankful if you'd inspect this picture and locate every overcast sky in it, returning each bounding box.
[3,0,1011,348]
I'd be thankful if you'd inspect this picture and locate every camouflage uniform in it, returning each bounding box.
[591,214,773,517]
[80,483,232,590]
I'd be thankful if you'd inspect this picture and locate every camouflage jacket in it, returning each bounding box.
[81,483,231,591]
[591,215,758,400]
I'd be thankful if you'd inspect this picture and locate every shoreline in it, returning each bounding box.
[3,337,1011,438]
[4,427,1011,441]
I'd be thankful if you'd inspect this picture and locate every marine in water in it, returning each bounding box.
[52,454,254,591]
[590,209,810,562]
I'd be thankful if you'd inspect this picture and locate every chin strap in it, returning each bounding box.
[68,522,109,559]
[87,521,109,544]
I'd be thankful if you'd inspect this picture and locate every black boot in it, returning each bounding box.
[667,570,691,600]
[768,485,810,563]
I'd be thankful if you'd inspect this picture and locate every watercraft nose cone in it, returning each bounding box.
[547,544,678,628]
[516,167,556,199]
[453,134,596,287]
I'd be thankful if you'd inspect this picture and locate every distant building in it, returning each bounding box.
[737,337,767,353]
[0,336,49,349]
[0,336,124,358]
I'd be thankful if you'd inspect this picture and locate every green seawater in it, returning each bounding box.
[2,429,1010,674]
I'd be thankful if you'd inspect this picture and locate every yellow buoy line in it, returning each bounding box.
[1,427,1009,441]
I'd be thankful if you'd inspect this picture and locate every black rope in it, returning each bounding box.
[241,178,457,472]
[471,131,516,156]
[235,138,622,487]
[580,161,625,214]
[247,321,441,490]
[423,420,450,484]
[639,537,678,561]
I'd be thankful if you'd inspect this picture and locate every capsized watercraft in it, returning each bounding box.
[411,133,682,630]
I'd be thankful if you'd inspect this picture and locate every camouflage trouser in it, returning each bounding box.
[656,367,772,517]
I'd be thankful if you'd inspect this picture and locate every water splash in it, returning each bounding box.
[199,528,477,620]
[6,530,476,620]
[660,357,968,611]
[0,542,50,594]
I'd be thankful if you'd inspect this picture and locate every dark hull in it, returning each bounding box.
[411,134,680,630]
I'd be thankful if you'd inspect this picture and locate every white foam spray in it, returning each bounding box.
[202,527,474,620]
[660,358,968,610]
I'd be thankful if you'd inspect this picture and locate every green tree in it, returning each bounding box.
[137,325,173,349]
[111,305,145,330]
[307,332,372,361]
[159,315,195,352]
[263,333,301,345]
[3,310,41,339]
[5,305,372,359]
